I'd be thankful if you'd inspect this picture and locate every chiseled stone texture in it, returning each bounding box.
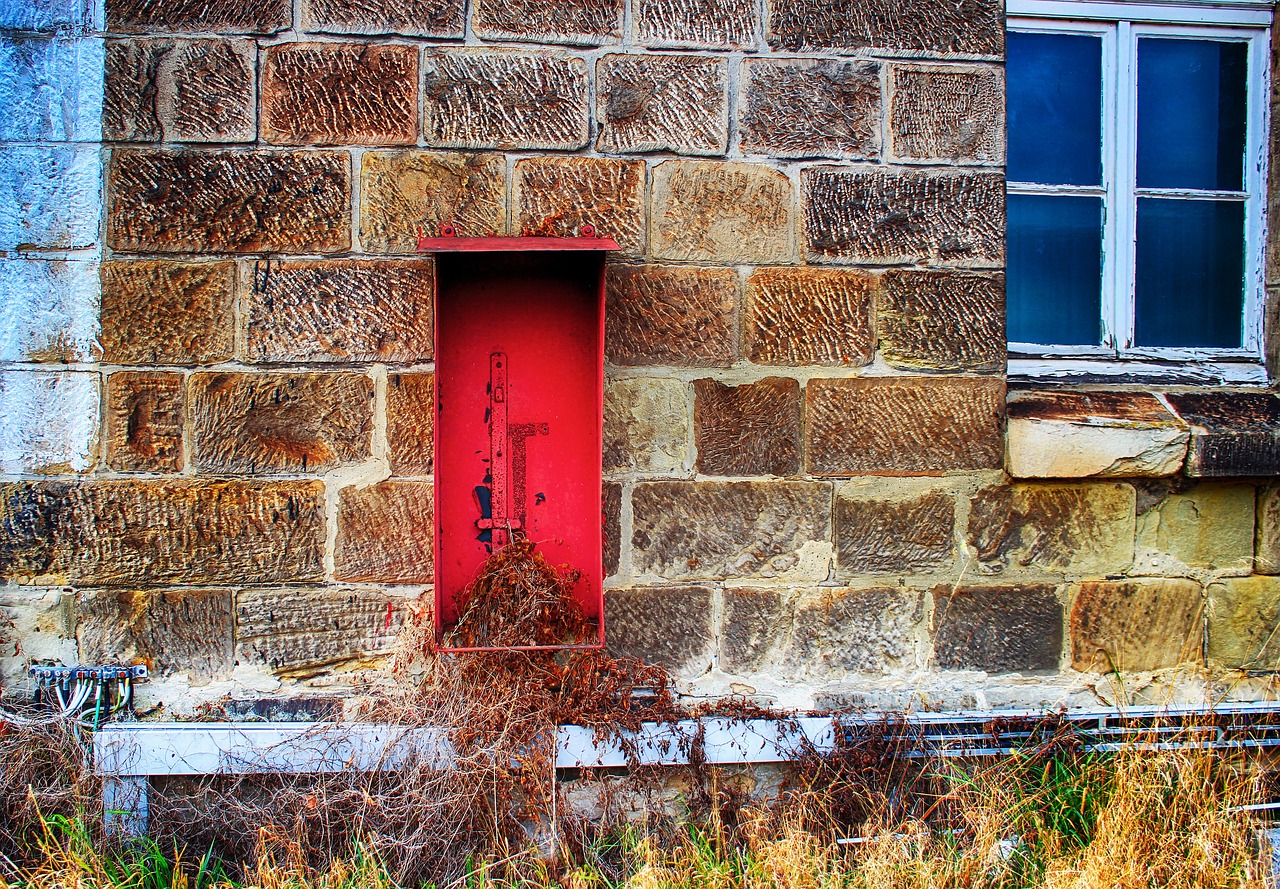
[1134,483,1255,576]
[473,0,622,45]
[739,59,879,159]
[1069,579,1203,673]
[767,0,1004,56]
[1164,392,1280,478]
[967,483,1136,577]
[743,267,874,367]
[651,161,794,263]
[721,587,785,672]
[190,372,373,475]
[632,480,831,582]
[1257,485,1280,575]
[1208,576,1280,670]
[693,377,801,477]
[605,264,738,367]
[106,371,184,473]
[334,481,434,583]
[596,54,727,155]
[0,371,98,475]
[785,587,923,675]
[879,270,1004,372]
[635,0,757,48]
[0,0,90,32]
[0,259,99,363]
[603,482,621,576]
[422,50,589,150]
[604,377,689,474]
[77,589,233,683]
[244,259,434,364]
[361,151,505,252]
[0,480,326,586]
[108,150,350,254]
[262,43,417,146]
[834,478,955,577]
[0,147,100,251]
[890,64,1004,164]
[300,0,464,37]
[514,156,645,255]
[101,261,234,365]
[0,36,103,142]
[387,372,434,477]
[802,167,1004,264]
[933,584,1063,673]
[106,0,291,34]
[805,377,1004,476]
[237,587,405,676]
[105,39,254,143]
[605,585,713,674]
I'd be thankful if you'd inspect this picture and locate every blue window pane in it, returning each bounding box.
[1007,31,1103,186]
[1008,194,1104,346]
[1134,198,1244,348]
[1137,38,1247,191]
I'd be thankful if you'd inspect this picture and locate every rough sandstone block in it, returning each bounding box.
[652,160,794,262]
[721,587,784,672]
[879,270,1004,372]
[0,371,99,475]
[108,150,350,254]
[1164,392,1280,477]
[0,589,75,692]
[1257,485,1280,575]
[106,371,183,473]
[635,0,757,48]
[1208,576,1280,670]
[767,0,1004,56]
[739,59,879,159]
[1,1,89,32]
[605,586,713,674]
[932,584,1062,673]
[514,156,645,256]
[77,589,233,683]
[422,50,589,150]
[742,267,874,366]
[802,167,1004,264]
[834,478,955,577]
[387,372,434,476]
[596,54,727,155]
[106,0,291,33]
[0,35,103,142]
[693,377,800,476]
[605,264,737,366]
[301,0,464,37]
[0,146,100,251]
[244,259,434,364]
[785,587,922,675]
[603,482,621,576]
[100,260,234,365]
[1069,579,1203,672]
[604,377,689,474]
[473,0,622,45]
[262,43,417,146]
[361,151,505,252]
[1134,482,1255,576]
[0,259,99,363]
[890,64,1004,164]
[805,377,1004,476]
[335,481,434,583]
[631,480,831,582]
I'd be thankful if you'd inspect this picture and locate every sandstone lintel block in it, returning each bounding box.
[605,585,714,675]
[1069,579,1203,673]
[693,377,801,477]
[596,53,728,156]
[739,58,879,159]
[889,64,1004,164]
[361,151,506,252]
[0,370,99,475]
[1208,576,1280,670]
[1164,392,1280,477]
[473,0,622,45]
[879,269,1004,372]
[514,155,645,255]
[300,0,465,37]
[106,0,292,33]
[933,584,1062,673]
[766,0,1004,56]
[387,372,435,477]
[835,478,955,577]
[78,589,234,683]
[635,0,758,48]
[604,377,690,474]
[101,260,235,365]
[335,481,434,583]
[743,266,874,367]
[106,371,184,473]
[651,160,795,263]
[606,264,738,367]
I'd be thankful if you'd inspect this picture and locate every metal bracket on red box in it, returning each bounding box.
[474,352,548,548]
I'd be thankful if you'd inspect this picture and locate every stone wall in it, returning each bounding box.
[0,0,1278,715]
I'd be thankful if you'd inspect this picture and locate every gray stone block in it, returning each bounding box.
[0,259,99,362]
[0,37,102,141]
[0,146,100,250]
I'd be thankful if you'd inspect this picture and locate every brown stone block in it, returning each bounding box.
[596,54,728,155]
[473,0,622,44]
[106,372,184,473]
[743,267,874,366]
[879,270,1004,372]
[740,59,879,159]
[514,156,645,256]
[652,160,794,263]
[361,151,506,252]
[605,585,713,674]
[766,0,1003,56]
[604,378,689,473]
[105,39,256,143]
[78,589,234,682]
[244,259,434,364]
[835,479,955,577]
[1164,392,1280,477]
[108,150,350,254]
[237,587,405,676]
[805,377,1004,476]
[603,482,622,576]
[387,372,434,476]
[933,584,1062,673]
[802,167,1004,264]
[335,481,433,583]
[890,64,1004,164]
[635,0,757,48]
[190,373,373,475]
[107,0,290,33]
[721,587,784,672]
[1069,579,1203,672]
[1208,576,1280,669]
[422,50,589,150]
[100,260,234,365]
[694,377,800,476]
[785,586,923,675]
[605,264,738,367]
[301,0,464,37]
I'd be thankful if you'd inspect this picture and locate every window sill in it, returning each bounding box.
[1007,357,1268,387]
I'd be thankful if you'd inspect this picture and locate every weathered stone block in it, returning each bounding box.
[604,378,689,474]
[890,64,1003,164]
[0,0,89,32]
[78,589,233,682]
[721,587,784,673]
[879,270,1004,372]
[422,50,589,150]
[473,0,621,45]
[108,150,350,254]
[0,371,98,475]
[967,483,1136,577]
[605,264,737,366]
[933,584,1062,673]
[767,0,1003,56]
[0,480,326,586]
[514,156,645,255]
[835,479,954,577]
[603,482,622,576]
[605,585,713,674]
[300,0,464,37]
[694,377,800,476]
[387,372,434,477]
[1208,576,1280,670]
[244,260,434,364]
[596,54,727,155]
[335,481,433,583]
[0,589,75,693]
[106,371,183,473]
[739,59,879,159]
[262,43,417,146]
[652,160,794,262]
[0,259,99,363]
[0,36,102,141]
[101,260,234,365]
[1164,392,1280,477]
[106,0,291,34]
[237,587,404,676]
[0,147,99,250]
[802,167,1004,264]
[635,0,757,48]
[190,372,373,475]
[742,267,874,367]
[361,151,505,252]
[1257,485,1280,575]
[1134,482,1255,575]
[632,480,831,581]
[785,586,923,675]
[1069,579,1203,672]
[805,377,1004,476]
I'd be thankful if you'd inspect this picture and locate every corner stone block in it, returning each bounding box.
[1257,484,1280,576]
[805,377,1004,476]
[784,587,924,676]
[0,370,98,474]
[473,0,622,45]
[631,480,831,582]
[0,588,75,692]
[834,478,955,577]
[361,151,505,252]
[0,259,99,363]
[879,270,1004,372]
[1068,579,1203,673]
[77,589,234,683]
[651,160,794,263]
[766,0,1004,56]
[100,261,234,366]
[743,267,874,367]
[0,36,103,142]
[605,586,713,675]
[300,0,465,37]
[1134,482,1255,576]
[605,264,737,367]
[106,371,184,473]
[106,0,291,34]
[603,482,622,576]
[0,0,90,32]
[335,481,433,583]
[387,372,435,477]
[693,377,801,477]
[514,156,645,256]
[1208,576,1280,670]
[739,58,879,159]
[0,147,100,251]
[604,377,689,474]
[890,65,1004,164]
[1164,392,1280,477]
[932,584,1063,673]
[596,54,728,156]
[635,0,757,48]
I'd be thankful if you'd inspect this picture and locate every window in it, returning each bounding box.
[1006,0,1270,378]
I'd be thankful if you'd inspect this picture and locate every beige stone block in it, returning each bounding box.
[635,0,757,48]
[101,261,234,365]
[473,0,622,45]
[301,0,464,37]
[387,372,434,477]
[651,160,794,263]
[1134,482,1256,576]
[605,264,738,367]
[605,586,713,676]
[106,372,184,473]
[783,587,923,676]
[1208,576,1280,669]
[889,64,1004,164]
[0,588,75,692]
[603,377,689,474]
[879,270,1004,372]
[514,156,645,255]
[596,54,728,155]
[334,481,433,583]
[694,377,800,477]
[107,0,291,33]
[78,589,234,683]
[361,151,506,252]
[932,583,1063,673]
[767,0,1003,55]
[1069,579,1203,672]
[1256,484,1280,575]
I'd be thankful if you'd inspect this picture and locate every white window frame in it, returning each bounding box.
[1006,0,1272,383]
